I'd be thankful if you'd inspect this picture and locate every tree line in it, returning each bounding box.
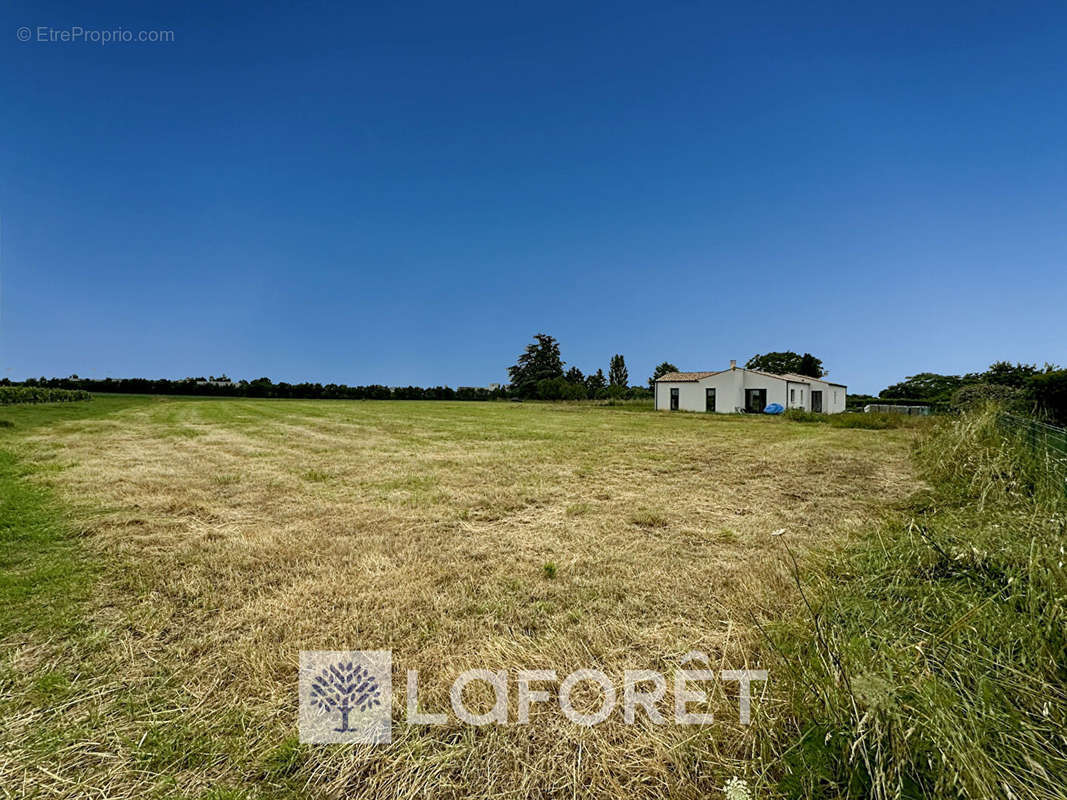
[3,376,507,401]
[10,343,1066,424]
[863,361,1067,424]
[506,334,650,400]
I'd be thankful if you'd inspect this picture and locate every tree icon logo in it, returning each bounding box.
[299,650,392,744]
[309,660,382,732]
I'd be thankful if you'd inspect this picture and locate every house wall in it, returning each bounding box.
[655,379,712,412]
[656,370,848,414]
[703,370,741,412]
[785,380,808,410]
[738,370,788,410]
[803,378,847,413]
[657,370,786,413]
[826,384,847,413]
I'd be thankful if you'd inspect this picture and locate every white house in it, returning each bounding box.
[654,361,846,414]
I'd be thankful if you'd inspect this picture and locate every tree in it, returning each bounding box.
[586,369,607,394]
[1027,370,1067,425]
[648,362,680,390]
[746,351,824,377]
[880,373,964,405]
[565,366,585,385]
[609,354,628,387]
[797,353,825,378]
[508,334,564,398]
[980,361,1046,388]
[746,352,801,374]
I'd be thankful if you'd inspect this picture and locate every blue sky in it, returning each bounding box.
[3,1,1065,394]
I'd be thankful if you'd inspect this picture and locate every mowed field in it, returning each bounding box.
[1,397,918,799]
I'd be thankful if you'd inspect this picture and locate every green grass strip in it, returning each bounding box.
[0,447,92,640]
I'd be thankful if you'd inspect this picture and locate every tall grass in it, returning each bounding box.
[782,409,928,430]
[769,406,1067,799]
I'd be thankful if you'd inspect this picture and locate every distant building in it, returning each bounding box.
[654,360,846,414]
[487,383,502,392]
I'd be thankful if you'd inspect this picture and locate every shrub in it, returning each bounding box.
[782,409,827,424]
[534,377,571,401]
[827,412,927,430]
[1026,370,1067,425]
[0,387,92,405]
[950,382,1024,412]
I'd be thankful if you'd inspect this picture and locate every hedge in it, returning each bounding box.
[0,387,93,405]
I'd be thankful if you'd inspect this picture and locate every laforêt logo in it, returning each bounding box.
[299,651,392,743]
[299,649,768,745]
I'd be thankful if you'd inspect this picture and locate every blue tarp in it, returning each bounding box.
[763,403,785,414]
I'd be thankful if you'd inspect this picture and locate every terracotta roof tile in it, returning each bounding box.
[655,371,721,382]
[655,368,847,388]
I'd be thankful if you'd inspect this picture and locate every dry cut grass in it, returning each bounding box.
[1,399,919,799]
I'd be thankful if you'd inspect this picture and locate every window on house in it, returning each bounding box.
[705,388,715,412]
[745,388,767,413]
[790,388,795,404]
[670,387,679,411]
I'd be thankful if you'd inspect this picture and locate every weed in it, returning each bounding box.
[629,509,669,528]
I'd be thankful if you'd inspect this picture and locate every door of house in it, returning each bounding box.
[811,390,823,413]
[745,388,767,413]
[705,388,716,412]
[670,388,679,411]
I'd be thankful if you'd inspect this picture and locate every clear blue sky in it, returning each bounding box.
[3,1,1065,394]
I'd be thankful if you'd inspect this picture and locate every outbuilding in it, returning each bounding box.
[654,361,846,414]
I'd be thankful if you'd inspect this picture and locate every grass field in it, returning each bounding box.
[0,397,920,799]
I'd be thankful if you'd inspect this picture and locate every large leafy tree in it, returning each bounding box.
[648,362,680,390]
[797,353,825,378]
[979,361,1049,388]
[508,334,564,397]
[608,354,629,387]
[565,366,585,384]
[746,351,825,377]
[880,373,964,404]
[746,352,802,374]
[879,362,1063,408]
